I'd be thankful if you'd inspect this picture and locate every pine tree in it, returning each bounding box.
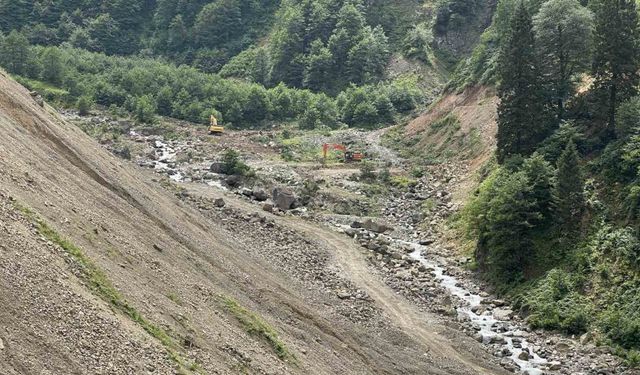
[0,0,32,32]
[304,39,333,91]
[533,0,594,121]
[553,140,584,232]
[592,0,640,139]
[496,1,550,163]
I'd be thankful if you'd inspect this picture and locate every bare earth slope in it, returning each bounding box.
[0,72,505,374]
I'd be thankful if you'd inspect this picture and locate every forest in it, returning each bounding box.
[0,0,438,129]
[460,0,640,363]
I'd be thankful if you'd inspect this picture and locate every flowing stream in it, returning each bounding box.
[153,140,183,182]
[401,240,548,375]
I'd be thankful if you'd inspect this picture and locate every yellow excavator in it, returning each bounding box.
[208,114,224,135]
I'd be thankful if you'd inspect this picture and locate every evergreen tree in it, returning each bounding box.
[553,140,584,232]
[522,153,555,223]
[533,0,594,121]
[592,0,640,138]
[193,0,242,48]
[0,31,32,76]
[40,47,65,85]
[496,1,549,163]
[304,39,333,91]
[0,0,32,31]
[478,170,541,282]
[328,3,366,70]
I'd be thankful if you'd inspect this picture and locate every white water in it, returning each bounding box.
[153,140,183,182]
[402,241,548,374]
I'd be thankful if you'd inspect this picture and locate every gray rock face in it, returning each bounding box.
[214,198,226,208]
[272,187,297,211]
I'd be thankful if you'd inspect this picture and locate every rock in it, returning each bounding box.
[153,244,163,252]
[518,350,531,361]
[490,335,506,345]
[580,332,593,345]
[361,219,392,233]
[500,358,518,372]
[555,341,573,353]
[272,187,297,211]
[30,91,44,107]
[419,239,435,246]
[337,291,351,300]
[350,221,363,228]
[225,175,242,187]
[214,198,226,208]
[548,362,561,371]
[493,308,514,320]
[0,337,4,350]
[210,162,225,174]
[241,188,253,197]
[252,188,269,202]
[262,203,274,213]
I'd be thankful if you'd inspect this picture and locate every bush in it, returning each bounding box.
[77,96,93,116]
[221,149,252,176]
[524,269,592,334]
[359,161,377,181]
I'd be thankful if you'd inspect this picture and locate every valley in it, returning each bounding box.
[57,104,632,374]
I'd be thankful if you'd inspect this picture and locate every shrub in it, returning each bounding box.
[524,269,592,334]
[359,161,377,181]
[77,96,93,116]
[221,149,253,176]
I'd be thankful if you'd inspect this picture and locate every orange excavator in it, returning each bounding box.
[322,143,364,163]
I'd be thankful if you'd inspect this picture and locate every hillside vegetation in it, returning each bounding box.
[451,0,640,365]
[0,0,499,129]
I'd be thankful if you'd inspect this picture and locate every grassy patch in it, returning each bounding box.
[429,113,460,134]
[15,76,69,102]
[219,295,295,363]
[390,175,418,189]
[12,202,199,373]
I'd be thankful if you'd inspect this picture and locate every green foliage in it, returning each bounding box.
[359,161,377,181]
[617,97,640,138]
[553,140,584,233]
[221,149,253,177]
[465,153,556,285]
[523,269,591,334]
[496,2,550,163]
[533,0,594,121]
[591,0,640,137]
[220,295,294,361]
[134,95,157,124]
[76,96,93,116]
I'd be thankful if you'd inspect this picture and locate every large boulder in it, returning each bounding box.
[225,175,242,187]
[252,188,269,202]
[362,219,392,233]
[272,187,297,211]
[209,162,225,174]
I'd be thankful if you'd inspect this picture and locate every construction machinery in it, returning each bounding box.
[208,114,224,135]
[322,143,364,163]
